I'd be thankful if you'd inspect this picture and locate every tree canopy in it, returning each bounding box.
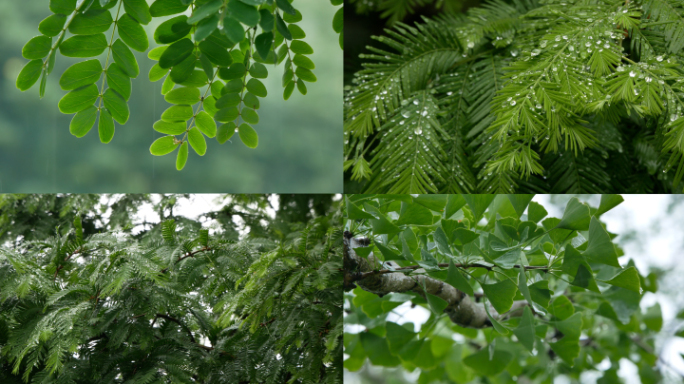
[344,194,668,383]
[0,194,343,383]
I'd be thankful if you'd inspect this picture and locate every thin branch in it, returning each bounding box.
[155,313,196,344]
[353,262,555,281]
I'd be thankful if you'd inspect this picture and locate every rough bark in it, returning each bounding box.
[344,231,526,328]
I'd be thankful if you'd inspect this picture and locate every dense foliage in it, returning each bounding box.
[344,0,684,193]
[17,0,341,170]
[0,194,343,383]
[344,194,667,383]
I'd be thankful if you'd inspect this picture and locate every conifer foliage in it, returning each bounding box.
[17,0,341,170]
[0,194,343,383]
[344,0,684,193]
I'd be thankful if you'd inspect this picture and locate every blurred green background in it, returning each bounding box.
[0,0,342,192]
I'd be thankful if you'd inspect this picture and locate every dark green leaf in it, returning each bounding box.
[549,295,574,320]
[463,195,495,221]
[603,266,641,293]
[199,39,233,66]
[249,63,268,79]
[275,0,296,15]
[463,348,512,376]
[222,17,245,44]
[643,303,662,332]
[557,197,591,231]
[481,279,517,314]
[506,195,534,218]
[69,9,113,35]
[187,0,222,24]
[159,38,194,69]
[123,0,152,25]
[332,7,343,33]
[259,9,274,31]
[583,217,620,267]
[596,194,624,216]
[164,87,200,105]
[106,63,132,100]
[50,0,77,14]
[154,15,191,44]
[255,32,273,60]
[359,332,401,367]
[275,13,291,40]
[445,261,473,296]
[215,107,239,122]
[346,196,375,220]
[295,67,316,82]
[426,293,448,315]
[513,307,535,352]
[246,78,267,97]
[195,14,219,42]
[397,202,432,225]
[39,14,67,37]
[241,108,259,124]
[562,245,600,292]
[150,0,189,17]
[227,0,260,27]
[288,24,306,39]
[527,201,548,223]
[550,337,579,366]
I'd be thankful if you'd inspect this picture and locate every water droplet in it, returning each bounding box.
[656,55,664,62]
[399,120,405,125]
[629,71,636,77]
[511,50,518,57]
[401,110,410,118]
[510,100,516,106]
[568,45,574,52]
[531,49,541,56]
[536,104,542,109]
[555,36,561,41]
[540,40,548,48]
[467,41,474,49]
[645,76,652,83]
[413,99,419,105]
[414,127,422,134]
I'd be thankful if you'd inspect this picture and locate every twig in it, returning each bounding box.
[353,262,554,281]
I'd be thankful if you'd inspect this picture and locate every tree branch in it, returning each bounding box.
[155,313,196,344]
[344,233,529,328]
[354,262,553,281]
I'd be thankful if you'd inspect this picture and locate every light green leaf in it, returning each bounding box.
[289,40,313,55]
[58,84,99,114]
[550,337,579,366]
[16,60,43,91]
[249,63,268,79]
[69,9,113,35]
[238,123,258,148]
[98,109,115,143]
[188,127,207,155]
[603,266,641,293]
[603,286,641,324]
[345,197,375,220]
[106,63,132,100]
[153,120,186,135]
[150,0,189,17]
[217,122,237,144]
[583,217,620,268]
[643,303,662,332]
[596,194,624,216]
[513,307,535,352]
[551,313,582,340]
[50,0,76,15]
[293,54,315,70]
[59,60,102,90]
[562,245,600,292]
[176,141,189,170]
[150,136,179,156]
[195,111,216,138]
[557,197,591,231]
[69,106,97,137]
[187,0,222,24]
[549,295,574,320]
[506,195,534,218]
[527,201,548,223]
[295,67,317,83]
[359,332,401,367]
[246,78,267,97]
[154,15,192,44]
[227,0,260,27]
[481,279,517,314]
[117,14,148,52]
[161,105,194,121]
[39,14,67,37]
[149,63,168,82]
[397,202,432,226]
[22,35,52,60]
[453,228,479,245]
[112,39,139,78]
[103,88,129,124]
[164,87,200,104]
[386,321,416,355]
[463,195,495,221]
[241,108,259,125]
[59,34,108,57]
[426,292,448,315]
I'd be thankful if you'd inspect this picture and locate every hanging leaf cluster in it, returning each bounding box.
[344,194,666,382]
[344,0,684,192]
[17,0,339,170]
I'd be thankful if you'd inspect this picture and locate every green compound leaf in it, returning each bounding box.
[195,111,216,138]
[187,0,222,24]
[289,40,313,55]
[481,279,517,314]
[117,14,149,52]
[106,63,132,100]
[603,266,641,293]
[288,24,306,39]
[255,32,273,60]
[199,39,233,66]
[583,216,620,268]
[153,120,187,135]
[241,108,259,124]
[176,141,189,170]
[276,0,297,16]
[226,0,260,27]
[246,78,267,97]
[164,87,200,104]
[217,122,237,144]
[60,33,108,57]
[463,348,513,376]
[98,109,115,143]
[222,17,245,44]
[59,59,102,90]
[512,306,535,352]
[112,39,139,78]
[150,0,189,17]
[187,127,207,155]
[69,106,98,137]
[238,123,259,148]
[282,9,302,23]
[150,136,179,156]
[22,36,52,60]
[50,0,77,15]
[39,14,67,37]
[276,13,292,40]
[215,107,239,122]
[194,14,219,42]
[159,38,195,69]
[103,88,129,124]
[69,9,113,35]
[58,84,99,114]
[248,63,268,79]
[557,197,591,231]
[16,60,43,91]
[161,105,194,121]
[123,0,152,25]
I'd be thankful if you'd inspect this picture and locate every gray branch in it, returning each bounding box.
[344,232,526,328]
